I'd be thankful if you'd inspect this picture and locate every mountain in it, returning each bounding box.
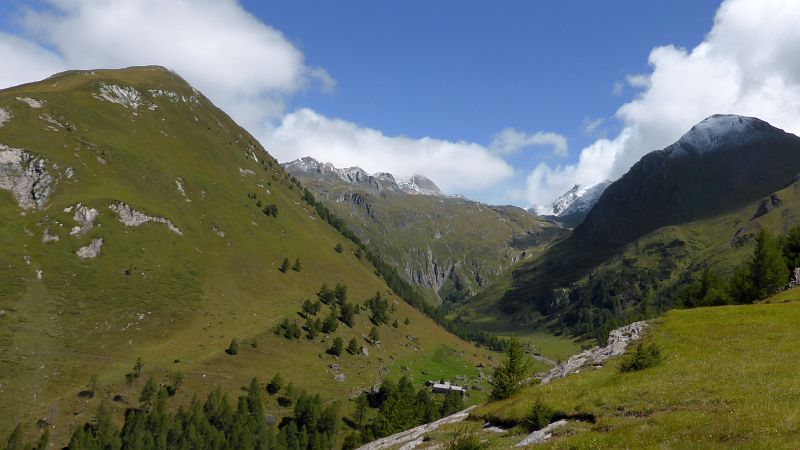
[532,181,610,227]
[282,157,446,197]
[284,157,567,303]
[0,67,492,445]
[464,114,800,336]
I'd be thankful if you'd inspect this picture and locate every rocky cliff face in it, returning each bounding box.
[287,157,567,303]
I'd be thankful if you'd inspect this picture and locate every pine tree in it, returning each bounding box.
[490,338,529,400]
[329,337,344,356]
[749,228,789,299]
[369,326,380,344]
[334,283,348,305]
[354,394,368,427]
[322,308,339,333]
[347,338,360,355]
[340,302,356,327]
[292,258,301,272]
[279,257,290,273]
[267,373,284,395]
[226,338,240,355]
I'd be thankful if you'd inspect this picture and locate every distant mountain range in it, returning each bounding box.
[283,156,566,303]
[282,156,447,197]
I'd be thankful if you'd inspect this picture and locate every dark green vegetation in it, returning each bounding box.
[341,375,465,448]
[0,67,493,446]
[284,158,566,304]
[488,338,529,401]
[63,378,339,450]
[466,116,800,341]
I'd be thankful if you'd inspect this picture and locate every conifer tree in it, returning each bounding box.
[369,326,380,344]
[490,338,529,400]
[279,257,290,273]
[292,258,302,272]
[347,338,360,355]
[749,228,788,299]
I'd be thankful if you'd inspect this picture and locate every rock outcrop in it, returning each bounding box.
[0,107,11,127]
[108,202,182,235]
[0,145,54,209]
[355,406,476,450]
[539,321,647,384]
[70,204,100,236]
[515,419,569,447]
[76,238,103,259]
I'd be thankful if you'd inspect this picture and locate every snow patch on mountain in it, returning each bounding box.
[669,114,773,157]
[533,181,610,217]
[397,175,443,196]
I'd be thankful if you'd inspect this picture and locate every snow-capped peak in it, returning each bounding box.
[397,175,443,196]
[533,181,610,217]
[282,157,445,197]
[672,114,772,156]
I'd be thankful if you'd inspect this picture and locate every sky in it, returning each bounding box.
[1,0,800,207]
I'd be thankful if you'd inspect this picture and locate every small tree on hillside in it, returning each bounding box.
[782,225,800,270]
[292,258,302,272]
[369,326,380,345]
[322,309,339,333]
[226,339,239,355]
[267,373,283,395]
[334,243,344,253]
[328,337,344,356]
[748,228,788,299]
[279,257,290,273]
[347,338,360,355]
[490,338,529,400]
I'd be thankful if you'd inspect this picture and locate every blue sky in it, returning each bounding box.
[2,0,799,207]
[245,0,720,175]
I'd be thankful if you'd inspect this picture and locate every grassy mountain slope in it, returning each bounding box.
[422,290,800,448]
[0,67,492,444]
[285,165,566,303]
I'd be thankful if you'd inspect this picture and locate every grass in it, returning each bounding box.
[0,67,496,446]
[460,297,800,448]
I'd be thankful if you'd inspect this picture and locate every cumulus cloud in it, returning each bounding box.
[489,128,568,157]
[265,109,515,194]
[525,0,800,205]
[0,0,526,199]
[2,0,332,129]
[0,31,65,88]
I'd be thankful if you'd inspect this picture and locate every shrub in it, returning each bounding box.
[334,243,344,253]
[620,342,662,372]
[225,339,239,355]
[447,427,483,450]
[523,398,555,431]
[267,373,283,395]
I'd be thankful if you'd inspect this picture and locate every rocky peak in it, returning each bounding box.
[282,157,445,197]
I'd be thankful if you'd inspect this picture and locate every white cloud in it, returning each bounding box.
[0,0,523,199]
[582,117,605,136]
[266,109,514,194]
[2,0,332,130]
[489,128,568,157]
[524,0,800,205]
[0,31,65,88]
